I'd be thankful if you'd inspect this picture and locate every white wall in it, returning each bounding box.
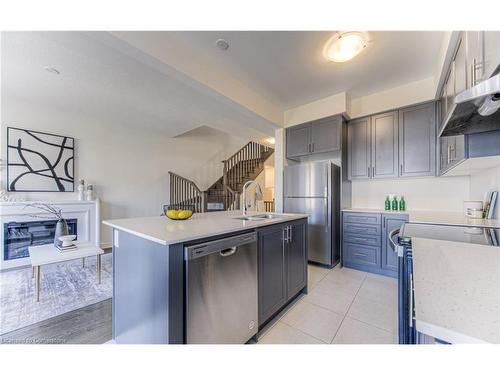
[469,166,500,219]
[351,176,470,212]
[284,92,348,127]
[348,77,435,119]
[173,126,246,190]
[1,97,248,247]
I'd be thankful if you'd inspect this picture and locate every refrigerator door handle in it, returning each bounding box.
[325,199,329,232]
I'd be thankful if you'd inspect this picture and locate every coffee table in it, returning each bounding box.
[28,242,104,302]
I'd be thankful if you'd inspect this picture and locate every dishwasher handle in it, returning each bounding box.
[185,232,257,260]
[219,247,237,257]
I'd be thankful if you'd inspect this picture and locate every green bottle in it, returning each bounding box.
[399,196,406,211]
[384,196,391,210]
[391,196,398,211]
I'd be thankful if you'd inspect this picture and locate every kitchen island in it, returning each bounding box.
[103,211,308,344]
[400,223,500,344]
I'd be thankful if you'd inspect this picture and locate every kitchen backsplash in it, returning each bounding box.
[469,165,500,219]
[351,175,470,212]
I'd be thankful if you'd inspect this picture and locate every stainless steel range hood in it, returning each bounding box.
[440,72,500,137]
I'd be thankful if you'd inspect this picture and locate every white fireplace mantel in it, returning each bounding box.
[0,200,100,270]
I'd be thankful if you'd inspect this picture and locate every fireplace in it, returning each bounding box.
[3,219,78,261]
[0,200,100,270]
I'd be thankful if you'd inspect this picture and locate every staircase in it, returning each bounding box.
[169,141,274,212]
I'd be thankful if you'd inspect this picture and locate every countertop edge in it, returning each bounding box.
[415,319,490,344]
[103,214,308,246]
[342,208,500,228]
[102,220,168,246]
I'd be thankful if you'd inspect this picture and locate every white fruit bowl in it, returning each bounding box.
[59,235,76,247]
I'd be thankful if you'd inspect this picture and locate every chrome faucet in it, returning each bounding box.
[242,180,263,216]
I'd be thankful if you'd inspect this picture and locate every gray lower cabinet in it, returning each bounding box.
[399,102,436,177]
[286,220,307,298]
[286,116,341,159]
[258,219,307,326]
[343,211,408,278]
[381,214,408,273]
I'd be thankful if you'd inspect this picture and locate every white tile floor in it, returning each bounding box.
[258,264,398,344]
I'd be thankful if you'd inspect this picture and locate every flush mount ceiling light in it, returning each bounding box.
[43,66,60,74]
[215,38,229,50]
[323,31,369,63]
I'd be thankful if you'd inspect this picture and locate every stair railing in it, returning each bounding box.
[224,186,241,211]
[222,141,272,193]
[168,172,206,213]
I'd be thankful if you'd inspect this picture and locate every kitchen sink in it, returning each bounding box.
[233,214,287,221]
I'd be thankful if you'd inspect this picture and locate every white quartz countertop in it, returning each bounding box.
[103,211,308,246]
[411,237,500,344]
[342,208,500,228]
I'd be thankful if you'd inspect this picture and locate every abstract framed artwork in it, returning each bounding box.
[7,127,74,192]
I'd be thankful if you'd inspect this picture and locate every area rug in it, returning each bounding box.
[0,253,112,334]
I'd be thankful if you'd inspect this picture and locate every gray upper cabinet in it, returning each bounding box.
[347,117,371,179]
[371,111,399,178]
[439,134,467,174]
[286,124,311,158]
[310,117,341,154]
[454,36,467,95]
[465,31,484,87]
[348,104,437,180]
[483,31,500,80]
[286,116,341,159]
[399,102,436,177]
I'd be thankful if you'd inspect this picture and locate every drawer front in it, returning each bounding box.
[343,223,381,236]
[343,233,381,247]
[343,212,381,225]
[343,243,380,267]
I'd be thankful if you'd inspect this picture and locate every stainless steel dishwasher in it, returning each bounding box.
[185,232,258,344]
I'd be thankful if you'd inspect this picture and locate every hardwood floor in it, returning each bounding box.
[1,299,112,344]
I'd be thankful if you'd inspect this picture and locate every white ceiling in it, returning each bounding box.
[1,31,445,140]
[1,31,279,138]
[156,31,445,109]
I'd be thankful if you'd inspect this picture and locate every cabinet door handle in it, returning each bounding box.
[400,164,403,176]
[471,61,475,87]
[289,225,293,242]
[409,272,414,328]
[354,252,368,257]
[312,143,314,153]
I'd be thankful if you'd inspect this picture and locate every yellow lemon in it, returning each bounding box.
[177,210,192,219]
[167,210,179,219]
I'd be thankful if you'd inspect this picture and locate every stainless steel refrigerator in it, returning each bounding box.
[284,162,340,267]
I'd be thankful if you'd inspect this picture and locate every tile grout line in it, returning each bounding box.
[276,267,362,344]
[277,320,329,344]
[337,273,398,337]
[329,271,368,344]
[345,316,397,336]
